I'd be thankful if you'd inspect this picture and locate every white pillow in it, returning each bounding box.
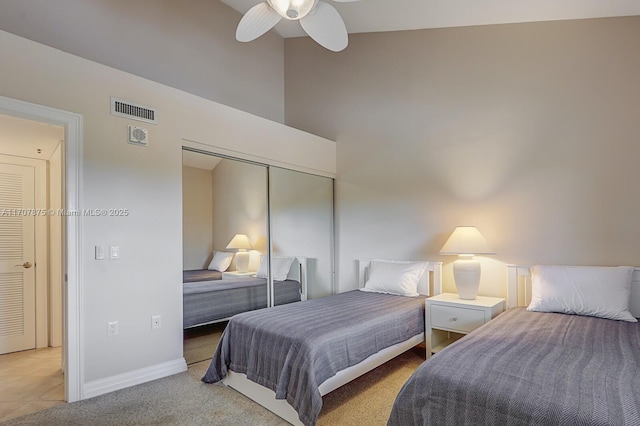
[527,265,636,322]
[360,260,428,297]
[256,256,295,281]
[207,251,234,272]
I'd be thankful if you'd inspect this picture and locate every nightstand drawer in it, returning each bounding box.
[430,304,485,333]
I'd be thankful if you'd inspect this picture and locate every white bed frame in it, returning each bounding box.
[506,264,640,317]
[223,259,443,426]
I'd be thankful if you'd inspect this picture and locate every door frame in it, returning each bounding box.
[0,96,83,403]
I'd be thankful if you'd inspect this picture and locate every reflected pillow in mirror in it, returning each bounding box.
[256,256,295,281]
[361,260,428,297]
[256,256,268,278]
[207,251,234,272]
[527,265,636,322]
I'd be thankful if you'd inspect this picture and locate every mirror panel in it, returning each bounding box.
[270,167,334,301]
[182,150,269,331]
[210,158,268,273]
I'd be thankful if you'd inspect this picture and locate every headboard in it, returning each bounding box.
[357,260,442,296]
[288,257,308,301]
[507,264,640,317]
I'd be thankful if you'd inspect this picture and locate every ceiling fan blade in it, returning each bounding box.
[300,1,348,52]
[236,2,282,42]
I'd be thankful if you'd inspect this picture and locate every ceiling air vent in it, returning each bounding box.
[110,97,157,124]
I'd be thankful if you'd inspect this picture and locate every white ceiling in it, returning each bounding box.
[0,114,63,160]
[220,0,640,39]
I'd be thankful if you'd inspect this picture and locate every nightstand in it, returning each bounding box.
[222,271,255,279]
[425,293,505,358]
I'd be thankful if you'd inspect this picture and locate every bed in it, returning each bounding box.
[183,257,308,329]
[183,269,222,283]
[202,259,443,426]
[388,264,640,426]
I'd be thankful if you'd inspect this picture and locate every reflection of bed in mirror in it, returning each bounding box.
[183,257,308,329]
[182,269,222,283]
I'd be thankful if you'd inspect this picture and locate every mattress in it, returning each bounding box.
[388,307,640,425]
[203,290,426,426]
[183,277,301,328]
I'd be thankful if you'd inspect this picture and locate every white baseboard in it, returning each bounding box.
[83,358,187,400]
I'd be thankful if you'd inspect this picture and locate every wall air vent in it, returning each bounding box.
[110,97,157,124]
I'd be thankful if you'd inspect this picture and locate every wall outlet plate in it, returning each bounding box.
[151,315,161,330]
[108,321,118,336]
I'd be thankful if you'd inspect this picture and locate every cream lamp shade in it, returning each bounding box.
[226,234,254,272]
[440,226,495,300]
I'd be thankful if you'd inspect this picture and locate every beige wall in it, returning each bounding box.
[182,166,213,270]
[284,16,640,296]
[0,30,335,388]
[0,0,285,123]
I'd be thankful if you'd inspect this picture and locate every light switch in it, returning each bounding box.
[110,246,120,260]
[95,245,105,260]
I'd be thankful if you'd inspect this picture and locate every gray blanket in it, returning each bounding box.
[203,290,426,426]
[182,269,222,283]
[183,278,301,328]
[389,307,640,426]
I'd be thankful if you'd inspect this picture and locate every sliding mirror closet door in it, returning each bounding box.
[210,158,268,275]
[270,167,334,302]
[182,150,268,331]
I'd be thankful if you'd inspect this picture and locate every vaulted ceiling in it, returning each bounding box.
[220,0,640,38]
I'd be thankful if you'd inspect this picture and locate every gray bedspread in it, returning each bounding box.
[203,290,426,426]
[182,269,222,283]
[389,307,640,426]
[183,278,301,328]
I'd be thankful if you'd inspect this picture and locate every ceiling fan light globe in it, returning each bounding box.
[268,0,317,20]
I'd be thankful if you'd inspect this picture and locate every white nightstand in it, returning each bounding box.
[222,271,255,279]
[425,293,505,358]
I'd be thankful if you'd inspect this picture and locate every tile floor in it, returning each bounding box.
[0,347,65,422]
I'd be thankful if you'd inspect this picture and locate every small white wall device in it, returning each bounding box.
[128,125,148,146]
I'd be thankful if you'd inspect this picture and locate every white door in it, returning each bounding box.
[0,162,36,354]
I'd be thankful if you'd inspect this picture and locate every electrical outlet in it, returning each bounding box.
[108,321,118,336]
[151,315,161,330]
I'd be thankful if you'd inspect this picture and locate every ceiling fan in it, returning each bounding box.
[236,0,361,52]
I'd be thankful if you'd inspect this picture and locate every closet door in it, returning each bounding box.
[269,167,334,302]
[182,150,269,321]
[209,158,269,312]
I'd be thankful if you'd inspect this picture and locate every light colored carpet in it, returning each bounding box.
[3,335,425,426]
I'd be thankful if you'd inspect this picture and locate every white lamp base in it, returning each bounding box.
[453,258,481,300]
[235,251,250,273]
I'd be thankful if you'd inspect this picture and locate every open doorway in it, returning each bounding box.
[0,96,82,419]
[0,113,65,420]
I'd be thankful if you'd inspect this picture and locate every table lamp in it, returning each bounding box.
[226,234,253,273]
[439,226,495,299]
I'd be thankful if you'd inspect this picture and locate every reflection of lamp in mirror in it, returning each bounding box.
[226,234,254,273]
[439,226,495,300]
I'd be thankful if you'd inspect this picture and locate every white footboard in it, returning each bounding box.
[223,371,304,426]
[223,332,424,425]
